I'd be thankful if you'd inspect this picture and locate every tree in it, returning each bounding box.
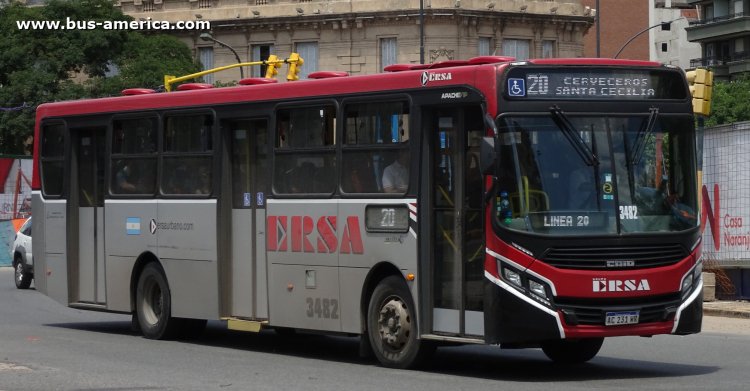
[0,0,201,154]
[705,74,750,127]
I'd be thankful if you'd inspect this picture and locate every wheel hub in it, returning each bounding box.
[377,297,411,350]
[16,263,23,283]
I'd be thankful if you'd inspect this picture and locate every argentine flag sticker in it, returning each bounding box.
[126,217,141,235]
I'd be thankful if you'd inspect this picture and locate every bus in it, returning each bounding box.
[31,56,703,368]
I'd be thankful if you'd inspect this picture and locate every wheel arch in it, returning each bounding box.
[359,261,406,334]
[129,251,162,312]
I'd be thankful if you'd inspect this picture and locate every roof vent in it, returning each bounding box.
[239,77,279,85]
[307,71,350,79]
[428,60,470,69]
[121,88,157,96]
[468,56,516,65]
[176,83,215,91]
[383,64,431,72]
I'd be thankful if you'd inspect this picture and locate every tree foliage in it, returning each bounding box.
[0,0,201,154]
[705,74,750,127]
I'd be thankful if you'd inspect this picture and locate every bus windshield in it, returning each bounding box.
[493,113,697,236]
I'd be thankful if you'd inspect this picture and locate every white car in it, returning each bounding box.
[12,217,33,289]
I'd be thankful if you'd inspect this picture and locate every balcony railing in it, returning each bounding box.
[689,12,746,26]
[690,51,750,68]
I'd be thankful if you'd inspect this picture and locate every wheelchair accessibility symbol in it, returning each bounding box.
[508,78,526,97]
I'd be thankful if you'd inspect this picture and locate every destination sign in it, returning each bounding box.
[505,68,688,100]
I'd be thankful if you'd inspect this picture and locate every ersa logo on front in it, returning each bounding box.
[421,71,453,86]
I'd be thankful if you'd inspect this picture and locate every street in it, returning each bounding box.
[1,267,749,391]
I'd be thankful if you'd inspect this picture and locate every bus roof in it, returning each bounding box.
[34,57,671,120]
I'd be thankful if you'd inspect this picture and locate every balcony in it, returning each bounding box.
[690,51,750,78]
[686,12,750,42]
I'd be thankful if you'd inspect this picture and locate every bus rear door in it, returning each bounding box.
[71,127,107,305]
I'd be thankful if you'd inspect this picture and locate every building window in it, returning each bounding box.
[198,47,214,84]
[735,38,745,54]
[142,0,155,12]
[252,44,275,77]
[478,37,492,56]
[661,42,668,52]
[380,37,397,70]
[734,0,743,16]
[198,0,211,9]
[542,40,555,58]
[502,39,530,61]
[294,42,318,79]
[274,105,336,194]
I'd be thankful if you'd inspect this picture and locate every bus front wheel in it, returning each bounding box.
[136,263,180,340]
[367,276,433,369]
[541,338,604,364]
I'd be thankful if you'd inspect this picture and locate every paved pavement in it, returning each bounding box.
[703,299,750,319]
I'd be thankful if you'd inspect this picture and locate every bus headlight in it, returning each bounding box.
[503,268,523,288]
[681,272,693,295]
[529,280,548,299]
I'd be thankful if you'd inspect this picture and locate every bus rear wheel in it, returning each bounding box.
[541,338,604,364]
[367,276,433,369]
[136,263,180,340]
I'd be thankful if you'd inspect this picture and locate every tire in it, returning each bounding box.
[14,257,32,290]
[135,263,181,340]
[541,338,604,364]
[367,275,434,369]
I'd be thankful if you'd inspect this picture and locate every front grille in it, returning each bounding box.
[542,244,687,270]
[556,294,682,326]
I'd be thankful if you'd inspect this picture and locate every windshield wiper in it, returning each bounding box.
[631,107,659,166]
[549,105,598,166]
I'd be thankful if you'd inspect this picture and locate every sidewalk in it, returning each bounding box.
[703,300,750,319]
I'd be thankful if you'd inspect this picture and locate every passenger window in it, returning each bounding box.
[161,114,213,196]
[41,124,66,196]
[341,101,410,194]
[111,118,158,195]
[274,105,336,195]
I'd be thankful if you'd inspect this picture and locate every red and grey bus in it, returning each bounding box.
[32,56,703,368]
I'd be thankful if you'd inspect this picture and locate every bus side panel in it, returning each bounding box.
[157,200,219,320]
[32,193,69,304]
[104,201,157,312]
[266,200,340,331]
[338,200,419,334]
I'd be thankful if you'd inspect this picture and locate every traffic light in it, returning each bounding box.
[686,68,714,116]
[286,52,304,81]
[264,55,279,79]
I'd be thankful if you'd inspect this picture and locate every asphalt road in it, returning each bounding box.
[2,267,750,391]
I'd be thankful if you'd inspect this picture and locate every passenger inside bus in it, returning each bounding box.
[115,162,138,193]
[382,148,409,193]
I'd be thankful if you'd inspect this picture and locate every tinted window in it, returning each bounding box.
[274,105,336,195]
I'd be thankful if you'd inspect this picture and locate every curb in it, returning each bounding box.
[704,308,750,319]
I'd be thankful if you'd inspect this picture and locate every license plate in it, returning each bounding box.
[605,311,639,326]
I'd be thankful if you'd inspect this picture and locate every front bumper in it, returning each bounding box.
[484,275,703,344]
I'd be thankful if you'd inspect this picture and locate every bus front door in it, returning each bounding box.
[424,105,485,338]
[72,128,106,304]
[224,118,270,319]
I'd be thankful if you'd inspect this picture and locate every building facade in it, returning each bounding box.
[650,0,701,69]
[581,0,650,59]
[117,0,594,83]
[686,0,750,80]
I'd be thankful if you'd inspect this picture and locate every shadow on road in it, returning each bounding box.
[47,320,719,382]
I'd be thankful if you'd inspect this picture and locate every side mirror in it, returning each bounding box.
[480,136,496,175]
